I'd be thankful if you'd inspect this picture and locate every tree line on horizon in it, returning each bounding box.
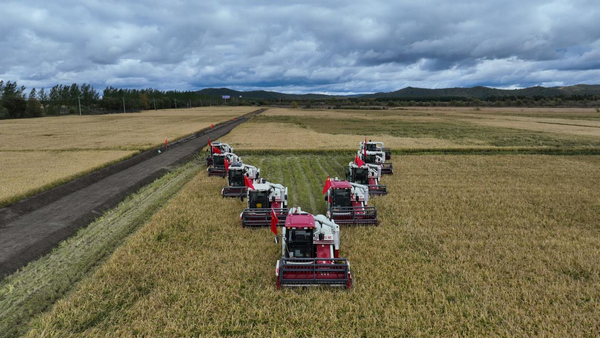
[1,80,599,119]
[0,80,231,119]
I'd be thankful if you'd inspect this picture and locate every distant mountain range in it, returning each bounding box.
[197,84,600,100]
[196,88,331,100]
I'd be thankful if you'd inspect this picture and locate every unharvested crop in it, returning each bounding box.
[222,108,600,151]
[28,154,600,336]
[0,107,251,151]
[0,150,136,206]
[0,107,252,206]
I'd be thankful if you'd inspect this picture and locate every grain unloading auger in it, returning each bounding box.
[275,207,352,289]
[240,180,288,227]
[207,152,240,177]
[221,162,260,198]
[206,138,233,166]
[359,139,391,160]
[346,156,387,196]
[323,177,378,226]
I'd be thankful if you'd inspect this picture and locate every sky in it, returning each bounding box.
[1,0,599,94]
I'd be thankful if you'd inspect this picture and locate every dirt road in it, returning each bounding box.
[0,109,264,278]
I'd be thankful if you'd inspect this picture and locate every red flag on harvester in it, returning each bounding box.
[322,175,331,194]
[208,137,212,148]
[355,154,365,167]
[244,175,255,190]
[165,137,168,148]
[270,209,278,235]
[212,146,222,154]
[224,158,230,171]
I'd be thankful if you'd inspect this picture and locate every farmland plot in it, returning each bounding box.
[221,108,600,151]
[0,107,252,206]
[27,154,600,336]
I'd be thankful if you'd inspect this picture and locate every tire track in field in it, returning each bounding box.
[319,155,347,181]
[288,157,314,212]
[330,156,349,178]
[293,156,319,214]
[305,156,329,214]
[265,156,285,184]
[280,157,299,208]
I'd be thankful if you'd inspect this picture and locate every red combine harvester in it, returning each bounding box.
[221,162,260,198]
[346,156,387,195]
[240,180,288,227]
[206,139,233,166]
[360,140,391,160]
[275,207,352,289]
[207,152,240,177]
[323,177,378,225]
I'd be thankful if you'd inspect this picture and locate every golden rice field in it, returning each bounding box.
[0,107,253,206]
[27,154,600,336]
[0,150,136,206]
[0,107,251,151]
[221,107,600,151]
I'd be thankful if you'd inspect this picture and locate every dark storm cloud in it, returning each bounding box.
[1,0,599,93]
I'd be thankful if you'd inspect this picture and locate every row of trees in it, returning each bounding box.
[3,79,600,119]
[0,81,230,119]
[0,81,102,118]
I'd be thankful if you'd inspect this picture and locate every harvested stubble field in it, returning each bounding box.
[26,154,600,336]
[0,107,252,206]
[221,107,600,151]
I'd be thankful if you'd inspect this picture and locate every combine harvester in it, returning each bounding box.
[358,147,393,175]
[206,138,233,166]
[346,155,387,195]
[240,179,288,227]
[360,139,391,160]
[207,152,240,177]
[323,176,378,226]
[221,162,260,198]
[274,207,352,289]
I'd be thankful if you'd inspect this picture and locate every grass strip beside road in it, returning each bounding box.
[0,160,202,337]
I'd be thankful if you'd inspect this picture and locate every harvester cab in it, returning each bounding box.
[221,163,260,198]
[360,140,391,160]
[207,152,240,177]
[240,181,288,227]
[206,141,233,166]
[324,178,378,225]
[346,162,387,195]
[358,149,393,175]
[275,207,352,289]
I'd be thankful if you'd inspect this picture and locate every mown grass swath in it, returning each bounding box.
[26,154,600,336]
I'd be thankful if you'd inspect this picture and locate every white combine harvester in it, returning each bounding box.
[346,161,387,195]
[207,152,240,177]
[206,139,233,166]
[221,162,260,198]
[359,140,391,160]
[240,180,288,227]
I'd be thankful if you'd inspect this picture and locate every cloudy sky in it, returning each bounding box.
[1,0,599,94]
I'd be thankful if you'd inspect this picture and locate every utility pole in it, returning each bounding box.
[175,98,177,109]
[153,99,156,110]
[78,96,82,116]
[122,97,126,114]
